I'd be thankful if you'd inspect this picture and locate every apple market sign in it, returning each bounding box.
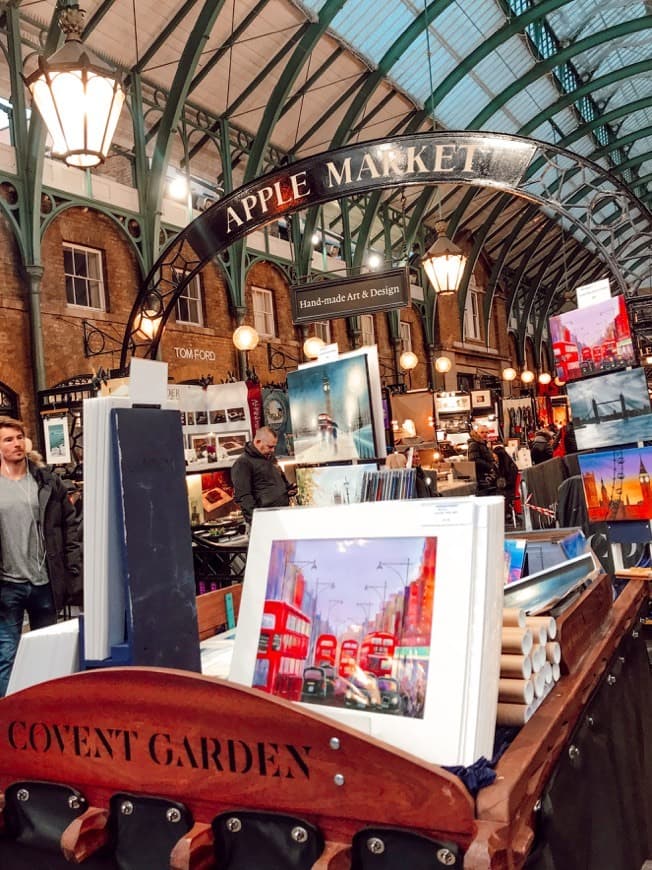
[184,134,536,260]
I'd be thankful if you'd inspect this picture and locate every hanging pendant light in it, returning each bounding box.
[24,2,125,168]
[421,220,467,295]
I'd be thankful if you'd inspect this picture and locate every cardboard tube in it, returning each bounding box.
[499,677,535,705]
[543,661,553,685]
[552,662,561,682]
[502,627,533,655]
[530,645,547,672]
[502,607,526,628]
[496,702,534,727]
[544,641,561,664]
[500,653,532,680]
[532,669,546,698]
[525,615,557,640]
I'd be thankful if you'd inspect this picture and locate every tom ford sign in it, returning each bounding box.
[291,268,410,323]
[186,133,537,262]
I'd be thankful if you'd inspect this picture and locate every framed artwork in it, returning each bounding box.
[209,410,226,425]
[504,538,527,585]
[295,463,375,506]
[471,389,492,409]
[43,416,71,465]
[229,496,505,766]
[217,432,247,457]
[549,294,634,382]
[578,446,652,522]
[567,367,652,450]
[287,353,378,463]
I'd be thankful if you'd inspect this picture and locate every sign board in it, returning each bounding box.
[291,268,410,324]
[575,278,610,308]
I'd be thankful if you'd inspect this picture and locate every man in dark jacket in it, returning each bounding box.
[0,416,82,696]
[530,429,554,465]
[467,425,497,493]
[231,426,296,523]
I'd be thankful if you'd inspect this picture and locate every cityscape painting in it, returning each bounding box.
[287,354,378,462]
[250,535,436,719]
[549,294,634,382]
[578,446,652,522]
[566,368,652,450]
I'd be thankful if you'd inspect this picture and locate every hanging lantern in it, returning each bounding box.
[24,3,125,168]
[399,350,419,371]
[421,221,467,295]
[232,324,260,351]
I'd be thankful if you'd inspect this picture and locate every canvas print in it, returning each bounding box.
[579,446,652,522]
[263,387,292,456]
[250,536,436,719]
[549,294,634,382]
[43,416,71,465]
[287,355,377,462]
[504,538,527,585]
[567,368,652,450]
[295,463,374,506]
[389,390,436,442]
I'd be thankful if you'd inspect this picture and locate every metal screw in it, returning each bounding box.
[68,795,83,810]
[120,801,134,816]
[436,847,456,865]
[225,817,242,833]
[586,715,595,728]
[568,745,580,761]
[333,773,345,786]
[166,808,181,823]
[329,737,341,750]
[291,826,308,843]
[607,674,616,686]
[533,799,542,812]
[16,789,29,802]
[367,837,385,854]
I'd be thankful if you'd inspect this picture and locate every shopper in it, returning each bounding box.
[0,416,82,696]
[493,443,519,519]
[467,425,497,493]
[232,426,296,524]
[413,450,438,498]
[530,429,554,465]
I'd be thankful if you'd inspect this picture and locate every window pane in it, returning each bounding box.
[63,243,105,310]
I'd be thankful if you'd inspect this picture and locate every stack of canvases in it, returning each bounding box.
[496,608,562,726]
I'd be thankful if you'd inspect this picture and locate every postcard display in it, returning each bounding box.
[230,496,505,767]
[168,381,253,471]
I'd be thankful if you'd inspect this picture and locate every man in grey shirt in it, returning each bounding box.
[0,416,82,695]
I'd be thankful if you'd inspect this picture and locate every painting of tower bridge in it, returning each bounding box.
[567,368,652,451]
[579,446,652,522]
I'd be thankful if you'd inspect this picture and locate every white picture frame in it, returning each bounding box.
[43,416,71,465]
[229,496,505,767]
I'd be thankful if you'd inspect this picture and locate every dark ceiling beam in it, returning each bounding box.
[82,0,120,36]
[470,16,652,131]
[404,0,575,133]
[132,0,201,75]
[244,0,347,183]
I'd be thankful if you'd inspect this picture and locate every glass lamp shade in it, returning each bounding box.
[25,14,125,169]
[520,369,535,384]
[538,372,552,385]
[232,324,259,351]
[434,355,452,373]
[399,350,419,371]
[502,367,517,381]
[421,222,467,295]
[134,312,162,341]
[303,335,326,359]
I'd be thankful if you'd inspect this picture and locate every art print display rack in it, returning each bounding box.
[0,577,648,869]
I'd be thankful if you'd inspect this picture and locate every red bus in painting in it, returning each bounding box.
[552,341,580,381]
[253,600,311,701]
[359,632,396,678]
[338,638,359,679]
[315,633,337,666]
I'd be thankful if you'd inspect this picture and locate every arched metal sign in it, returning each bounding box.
[120,131,652,366]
